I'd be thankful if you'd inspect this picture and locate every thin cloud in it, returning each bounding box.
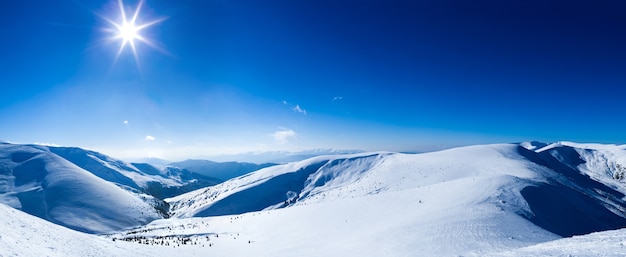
[293,104,307,115]
[145,135,156,141]
[123,120,129,125]
[332,96,343,102]
[272,129,297,144]
[283,101,307,115]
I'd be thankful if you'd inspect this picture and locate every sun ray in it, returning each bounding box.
[130,0,143,24]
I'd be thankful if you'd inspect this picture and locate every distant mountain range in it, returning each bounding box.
[195,149,364,163]
[168,159,276,181]
[126,157,172,167]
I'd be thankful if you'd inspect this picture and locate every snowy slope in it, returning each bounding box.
[489,227,626,257]
[0,143,162,233]
[166,152,390,217]
[158,142,626,256]
[169,143,626,236]
[118,176,560,257]
[543,141,626,190]
[0,203,165,257]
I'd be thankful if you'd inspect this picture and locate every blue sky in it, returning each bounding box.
[1,0,625,160]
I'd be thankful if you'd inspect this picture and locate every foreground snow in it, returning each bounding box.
[114,183,558,256]
[3,198,624,257]
[490,228,626,256]
[0,203,161,257]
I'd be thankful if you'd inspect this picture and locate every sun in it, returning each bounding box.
[101,0,166,64]
[119,20,139,43]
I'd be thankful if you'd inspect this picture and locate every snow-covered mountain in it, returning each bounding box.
[158,142,626,256]
[47,146,220,196]
[0,142,224,233]
[3,141,626,256]
[0,143,163,233]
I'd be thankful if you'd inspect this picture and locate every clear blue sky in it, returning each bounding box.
[1,0,625,159]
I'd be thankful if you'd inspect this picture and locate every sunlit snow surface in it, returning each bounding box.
[0,203,161,256]
[3,142,626,256]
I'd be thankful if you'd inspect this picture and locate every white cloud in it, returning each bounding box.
[272,129,297,144]
[145,135,156,141]
[332,96,343,102]
[293,104,307,115]
[123,120,129,125]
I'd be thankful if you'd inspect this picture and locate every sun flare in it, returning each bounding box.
[101,0,166,64]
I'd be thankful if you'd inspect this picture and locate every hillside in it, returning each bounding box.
[0,143,163,233]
